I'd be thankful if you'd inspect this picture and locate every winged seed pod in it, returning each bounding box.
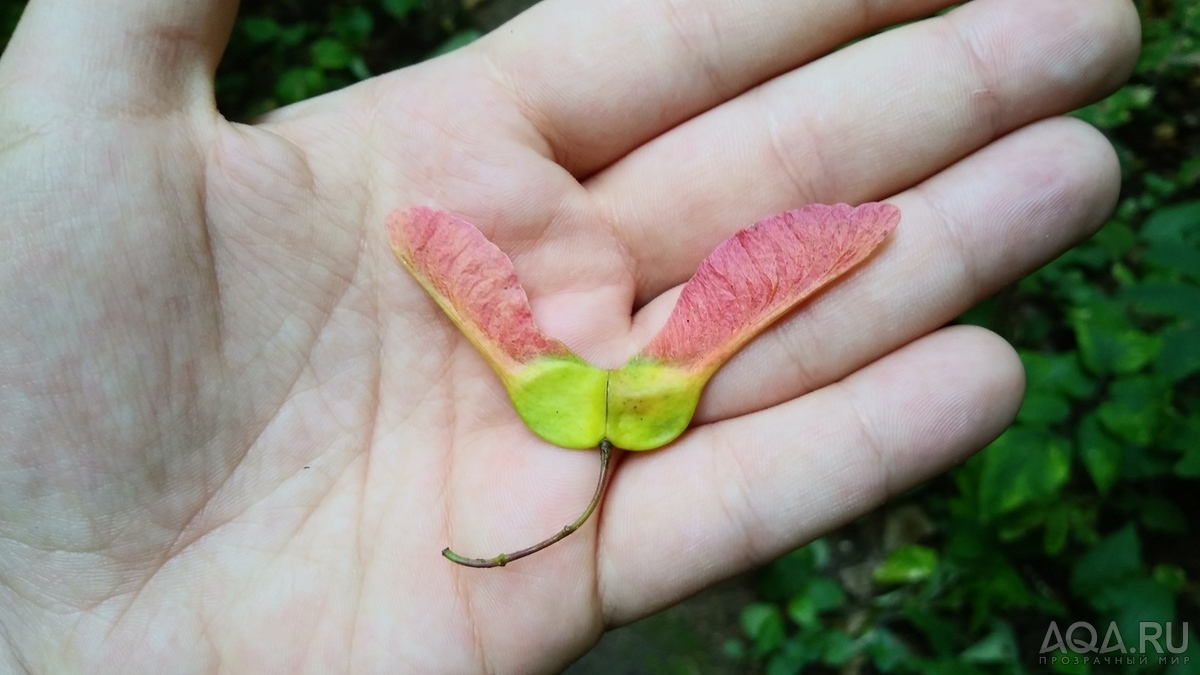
[387,203,899,567]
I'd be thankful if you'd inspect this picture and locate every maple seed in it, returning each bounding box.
[388,203,899,567]
[441,440,613,568]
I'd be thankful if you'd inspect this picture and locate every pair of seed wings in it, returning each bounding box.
[388,203,899,450]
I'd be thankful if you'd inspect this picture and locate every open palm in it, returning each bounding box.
[0,0,1137,672]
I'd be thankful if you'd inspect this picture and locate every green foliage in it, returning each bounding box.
[1074,85,1157,129]
[0,1,20,47]
[214,0,485,119]
[744,1,1200,672]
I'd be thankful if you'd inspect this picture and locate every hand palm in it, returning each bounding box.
[0,0,1137,672]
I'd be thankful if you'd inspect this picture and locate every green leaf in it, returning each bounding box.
[1096,375,1172,445]
[1111,261,1138,287]
[765,639,809,675]
[806,577,845,612]
[1043,504,1070,555]
[1115,196,1142,222]
[1121,281,1200,322]
[785,594,818,628]
[1071,85,1155,128]
[957,297,997,329]
[1142,241,1200,281]
[977,427,1071,520]
[865,627,911,672]
[757,542,826,601]
[1137,29,1176,72]
[383,0,423,19]
[1142,200,1200,244]
[1090,220,1137,258]
[1062,241,1114,272]
[1145,171,1179,198]
[1016,391,1071,425]
[240,16,281,44]
[873,545,938,585]
[1020,350,1096,399]
[430,29,483,57]
[904,608,962,656]
[1132,495,1188,534]
[1069,523,1140,599]
[1121,442,1178,479]
[275,67,327,105]
[331,6,373,42]
[311,38,354,70]
[1157,324,1200,381]
[1176,445,1200,478]
[740,603,785,656]
[720,638,746,660]
[1107,577,1176,646]
[819,630,857,666]
[960,622,1018,664]
[1068,501,1098,547]
[1162,415,1200,455]
[349,56,372,81]
[277,24,310,47]
[1071,300,1162,375]
[787,577,845,627]
[961,560,1061,628]
[1078,413,1122,494]
[1180,156,1200,187]
[995,504,1043,542]
[1186,2,1200,33]
[1153,564,1187,593]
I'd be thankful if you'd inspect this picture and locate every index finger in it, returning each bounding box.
[588,0,1137,304]
[481,0,955,177]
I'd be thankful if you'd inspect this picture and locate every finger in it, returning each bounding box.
[663,116,1117,424]
[589,0,1138,300]
[481,0,957,176]
[0,0,238,114]
[597,324,1024,625]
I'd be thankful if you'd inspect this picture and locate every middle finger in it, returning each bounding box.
[680,116,1120,424]
[588,0,1138,303]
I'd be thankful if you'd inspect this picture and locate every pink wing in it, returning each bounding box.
[639,203,899,373]
[387,207,571,371]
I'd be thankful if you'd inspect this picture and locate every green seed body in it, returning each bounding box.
[605,361,701,451]
[506,356,608,449]
[509,356,703,452]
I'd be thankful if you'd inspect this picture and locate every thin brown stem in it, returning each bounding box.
[442,439,614,568]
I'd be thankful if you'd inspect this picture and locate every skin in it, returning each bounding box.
[0,0,1137,673]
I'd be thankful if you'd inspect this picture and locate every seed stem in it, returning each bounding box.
[442,439,614,568]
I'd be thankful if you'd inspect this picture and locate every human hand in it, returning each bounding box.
[0,0,1138,672]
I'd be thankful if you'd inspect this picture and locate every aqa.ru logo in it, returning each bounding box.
[1039,621,1190,668]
